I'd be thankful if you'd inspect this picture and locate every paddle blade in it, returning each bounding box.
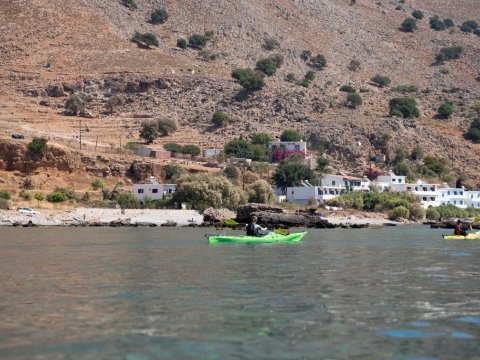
[223,219,239,227]
[274,228,289,235]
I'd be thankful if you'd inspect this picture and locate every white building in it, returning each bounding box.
[286,174,371,205]
[133,177,176,202]
[268,140,307,162]
[203,149,222,158]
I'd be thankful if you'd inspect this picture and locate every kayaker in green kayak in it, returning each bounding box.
[246,216,272,237]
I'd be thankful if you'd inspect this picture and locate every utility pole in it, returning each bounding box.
[79,118,82,151]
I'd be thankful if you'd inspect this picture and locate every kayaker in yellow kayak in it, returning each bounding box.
[454,220,467,236]
[246,216,272,237]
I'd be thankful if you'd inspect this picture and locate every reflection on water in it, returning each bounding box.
[0,226,479,359]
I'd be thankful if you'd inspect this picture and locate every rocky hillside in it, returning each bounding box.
[0,0,479,187]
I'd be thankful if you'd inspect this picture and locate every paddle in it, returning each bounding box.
[223,218,239,227]
[274,228,290,236]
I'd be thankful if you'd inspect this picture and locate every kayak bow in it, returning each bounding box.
[442,231,480,240]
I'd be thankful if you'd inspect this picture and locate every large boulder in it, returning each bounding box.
[203,207,236,223]
[236,203,334,228]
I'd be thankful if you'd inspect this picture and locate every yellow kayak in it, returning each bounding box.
[443,231,480,240]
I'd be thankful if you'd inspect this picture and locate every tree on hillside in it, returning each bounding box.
[371,74,391,88]
[412,10,424,20]
[437,101,454,119]
[231,68,265,91]
[280,129,302,141]
[436,46,464,63]
[224,139,253,158]
[65,94,85,115]
[139,121,158,143]
[27,137,48,157]
[173,173,247,210]
[273,161,316,192]
[212,111,230,127]
[264,37,280,50]
[246,180,275,204]
[182,144,201,159]
[150,9,168,24]
[310,54,327,70]
[389,97,420,118]
[250,132,272,145]
[157,118,177,136]
[401,17,417,32]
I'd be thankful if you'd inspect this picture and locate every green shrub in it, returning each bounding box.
[224,165,240,183]
[436,46,463,62]
[150,9,168,24]
[435,204,480,220]
[346,93,362,108]
[163,142,183,155]
[429,16,446,31]
[340,85,356,93]
[316,157,330,172]
[389,97,420,118]
[34,193,45,202]
[224,139,253,158]
[188,34,208,49]
[437,101,454,118]
[163,164,184,180]
[371,74,391,87]
[157,118,177,136]
[310,54,326,69]
[256,58,278,76]
[0,191,11,200]
[410,145,424,161]
[264,37,279,50]
[246,180,275,204]
[392,85,418,93]
[460,20,478,33]
[91,178,105,190]
[443,18,454,28]
[139,121,158,143]
[422,156,449,177]
[409,203,425,221]
[27,137,48,157]
[401,17,417,32]
[132,32,159,47]
[198,50,217,61]
[348,59,361,71]
[250,132,272,145]
[300,50,311,61]
[106,94,123,113]
[65,93,85,115]
[474,28,480,36]
[388,206,410,221]
[465,117,480,143]
[286,73,296,83]
[280,129,302,141]
[304,71,315,82]
[122,0,137,10]
[19,190,31,201]
[231,68,265,91]
[249,144,269,161]
[212,111,229,127]
[176,38,187,49]
[115,192,140,209]
[393,161,411,177]
[47,191,68,203]
[412,10,424,20]
[181,144,201,158]
[174,173,247,210]
[0,198,9,210]
[426,208,440,221]
[273,161,316,192]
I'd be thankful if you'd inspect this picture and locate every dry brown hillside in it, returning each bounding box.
[0,0,479,191]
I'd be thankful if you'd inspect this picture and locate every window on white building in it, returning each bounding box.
[398,179,402,183]
[152,189,158,193]
[332,181,336,185]
[138,189,144,194]
[430,197,435,201]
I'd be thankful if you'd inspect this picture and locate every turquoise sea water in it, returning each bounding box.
[0,226,479,359]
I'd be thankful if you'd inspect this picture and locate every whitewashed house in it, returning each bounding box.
[286,174,370,205]
[466,191,480,209]
[268,140,307,162]
[133,177,176,202]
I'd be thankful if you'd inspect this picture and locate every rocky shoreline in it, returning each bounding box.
[0,205,403,229]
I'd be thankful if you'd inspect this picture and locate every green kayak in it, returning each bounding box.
[443,231,480,240]
[208,231,307,244]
